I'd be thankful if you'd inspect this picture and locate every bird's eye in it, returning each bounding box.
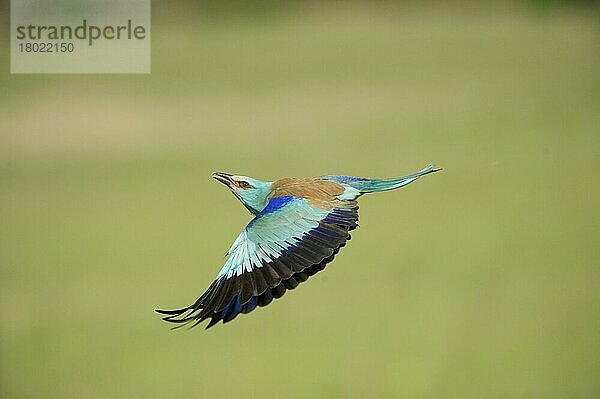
[237,181,253,189]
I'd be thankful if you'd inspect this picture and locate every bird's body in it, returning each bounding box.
[157,165,440,329]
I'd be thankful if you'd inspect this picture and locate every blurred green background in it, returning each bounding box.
[1,1,599,398]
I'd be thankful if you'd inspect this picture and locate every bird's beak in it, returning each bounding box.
[212,172,234,187]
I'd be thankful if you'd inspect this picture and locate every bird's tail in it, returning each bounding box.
[351,165,441,194]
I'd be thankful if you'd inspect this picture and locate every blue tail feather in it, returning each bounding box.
[350,165,441,194]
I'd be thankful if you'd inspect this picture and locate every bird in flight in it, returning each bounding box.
[156,165,440,329]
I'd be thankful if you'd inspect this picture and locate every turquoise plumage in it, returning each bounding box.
[156,165,440,329]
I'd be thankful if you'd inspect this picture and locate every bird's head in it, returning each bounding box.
[212,172,272,215]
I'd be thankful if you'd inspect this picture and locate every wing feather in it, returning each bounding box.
[156,194,358,329]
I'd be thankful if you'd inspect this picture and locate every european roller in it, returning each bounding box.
[156,165,440,329]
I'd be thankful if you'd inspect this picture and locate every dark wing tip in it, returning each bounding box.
[155,307,189,315]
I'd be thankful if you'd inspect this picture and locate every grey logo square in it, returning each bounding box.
[11,0,151,74]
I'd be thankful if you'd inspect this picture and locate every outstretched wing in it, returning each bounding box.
[156,195,358,329]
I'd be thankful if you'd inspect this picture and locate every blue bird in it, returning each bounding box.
[156,165,440,329]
